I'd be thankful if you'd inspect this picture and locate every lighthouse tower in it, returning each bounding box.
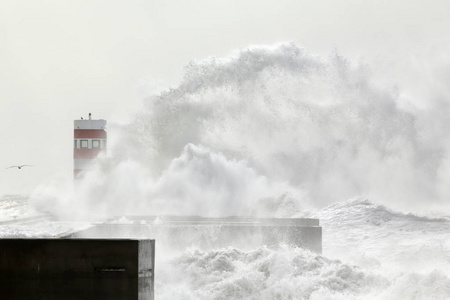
[73,113,107,178]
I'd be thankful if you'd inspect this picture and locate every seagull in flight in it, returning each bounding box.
[6,165,33,169]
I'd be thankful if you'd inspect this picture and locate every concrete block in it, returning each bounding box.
[0,239,154,300]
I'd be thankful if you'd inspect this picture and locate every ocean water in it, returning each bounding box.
[3,43,450,299]
[155,199,450,300]
[2,195,450,299]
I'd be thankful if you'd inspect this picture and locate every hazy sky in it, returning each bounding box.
[1,0,449,195]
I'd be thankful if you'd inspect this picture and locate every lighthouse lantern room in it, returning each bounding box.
[73,113,107,178]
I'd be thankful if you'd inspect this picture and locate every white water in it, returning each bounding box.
[3,43,450,299]
[3,195,450,299]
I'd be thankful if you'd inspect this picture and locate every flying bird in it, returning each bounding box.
[6,165,33,169]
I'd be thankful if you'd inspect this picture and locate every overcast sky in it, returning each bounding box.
[1,0,449,195]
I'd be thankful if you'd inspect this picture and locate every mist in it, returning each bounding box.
[2,2,449,298]
[28,43,450,220]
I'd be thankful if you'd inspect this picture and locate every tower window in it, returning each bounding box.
[92,140,100,148]
[74,140,78,149]
[80,140,88,148]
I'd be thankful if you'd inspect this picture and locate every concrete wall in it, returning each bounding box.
[0,239,154,300]
[69,216,322,253]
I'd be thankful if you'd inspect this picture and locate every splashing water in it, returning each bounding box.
[25,43,450,299]
[34,42,450,217]
[5,195,450,299]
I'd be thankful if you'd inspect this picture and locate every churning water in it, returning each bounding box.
[4,43,450,299]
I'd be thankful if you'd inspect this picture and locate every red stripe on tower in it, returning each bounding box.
[74,113,107,178]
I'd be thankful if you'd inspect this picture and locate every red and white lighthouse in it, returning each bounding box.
[73,113,107,178]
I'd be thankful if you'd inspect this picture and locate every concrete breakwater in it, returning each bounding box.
[68,216,322,254]
[0,239,155,300]
[0,216,321,299]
